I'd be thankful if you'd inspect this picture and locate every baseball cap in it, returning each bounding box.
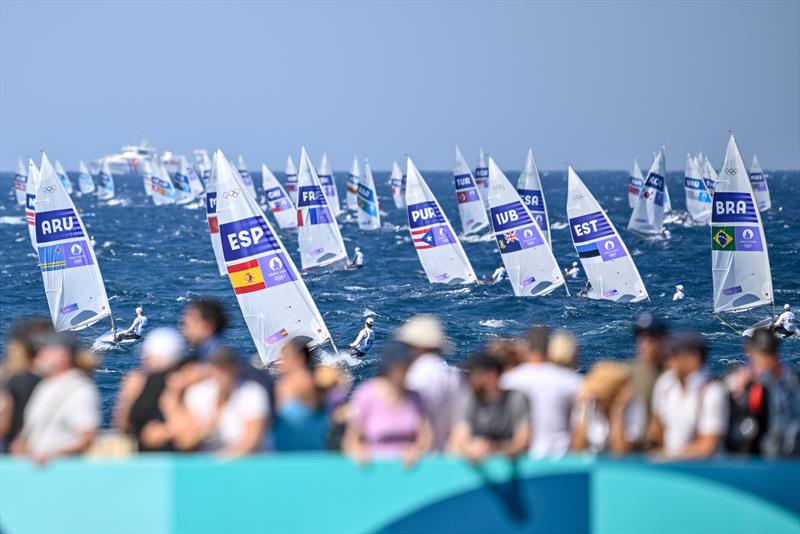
[365,317,374,326]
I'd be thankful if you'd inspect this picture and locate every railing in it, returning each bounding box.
[1,454,798,533]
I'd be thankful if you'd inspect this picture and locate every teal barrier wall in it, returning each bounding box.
[1,454,798,534]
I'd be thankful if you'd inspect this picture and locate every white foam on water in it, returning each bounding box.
[0,216,25,225]
[479,319,506,328]
[318,348,364,368]
[105,198,130,207]
[551,221,569,230]
[132,252,147,257]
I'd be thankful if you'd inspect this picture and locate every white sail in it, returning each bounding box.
[568,167,648,302]
[749,154,771,212]
[317,153,341,216]
[77,160,95,194]
[662,154,672,214]
[14,158,27,206]
[684,153,712,224]
[25,159,41,251]
[205,152,228,276]
[346,156,360,211]
[261,163,297,230]
[454,146,490,235]
[147,160,176,205]
[628,150,666,236]
[297,148,348,269]
[285,156,299,206]
[627,159,644,209]
[54,160,73,195]
[489,158,565,297]
[141,159,156,197]
[474,148,490,208]
[182,156,205,198]
[406,157,477,285]
[194,149,212,183]
[711,135,773,314]
[703,156,718,195]
[390,160,406,209]
[214,150,333,363]
[516,147,552,246]
[35,153,112,332]
[237,155,257,200]
[357,159,381,230]
[173,158,196,204]
[96,159,115,200]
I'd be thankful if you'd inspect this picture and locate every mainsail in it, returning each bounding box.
[26,159,41,251]
[684,153,712,224]
[261,163,297,230]
[568,167,648,302]
[194,149,212,183]
[317,153,341,216]
[54,160,73,195]
[406,157,476,285]
[35,153,112,332]
[147,160,176,205]
[297,148,348,269]
[141,159,155,197]
[516,147,552,246]
[214,149,333,364]
[181,155,205,198]
[206,152,228,276]
[285,156,299,206]
[749,154,771,212]
[453,146,489,235]
[628,149,666,236]
[703,156,718,195]
[390,160,406,209]
[96,159,115,200]
[78,160,95,195]
[711,135,773,314]
[346,156,360,212]
[237,155,257,200]
[489,158,565,297]
[14,158,27,206]
[474,148,490,207]
[357,159,381,230]
[627,159,644,209]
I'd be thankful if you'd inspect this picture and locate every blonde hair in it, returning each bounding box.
[548,331,578,369]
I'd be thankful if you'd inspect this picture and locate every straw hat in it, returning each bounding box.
[583,361,631,401]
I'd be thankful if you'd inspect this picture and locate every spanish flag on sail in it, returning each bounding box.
[227,259,266,294]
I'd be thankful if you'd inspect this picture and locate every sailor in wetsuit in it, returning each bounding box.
[577,280,592,297]
[116,307,148,342]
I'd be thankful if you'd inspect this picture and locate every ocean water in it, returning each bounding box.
[1,167,798,421]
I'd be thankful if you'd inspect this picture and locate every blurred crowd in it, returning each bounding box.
[1,299,799,465]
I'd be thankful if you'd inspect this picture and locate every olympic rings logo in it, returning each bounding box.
[724,168,737,175]
[42,186,57,193]
[223,188,241,198]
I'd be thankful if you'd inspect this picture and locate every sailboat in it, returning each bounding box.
[703,156,718,195]
[390,160,406,209]
[193,149,212,183]
[261,163,297,230]
[14,158,27,206]
[628,149,666,237]
[517,147,552,246]
[683,153,712,225]
[453,147,490,236]
[96,159,115,201]
[205,152,228,276]
[25,159,41,252]
[35,153,114,334]
[474,148,490,208]
[346,156,360,212]
[77,160,95,195]
[406,157,477,285]
[357,159,381,230]
[182,156,205,199]
[237,155,257,200]
[627,159,644,209]
[213,150,335,363]
[488,158,566,297]
[285,156,299,206]
[147,159,176,205]
[712,135,773,328]
[54,160,73,195]
[317,153,342,216]
[568,167,648,302]
[748,154,771,212]
[141,159,156,197]
[297,148,348,269]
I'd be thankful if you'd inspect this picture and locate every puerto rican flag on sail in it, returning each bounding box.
[412,224,456,250]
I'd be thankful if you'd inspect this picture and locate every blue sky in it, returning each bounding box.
[1,1,798,171]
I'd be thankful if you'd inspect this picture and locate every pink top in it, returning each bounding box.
[350,378,425,458]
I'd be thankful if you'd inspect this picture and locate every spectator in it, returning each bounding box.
[449,352,531,462]
[272,337,329,451]
[11,333,100,464]
[629,312,669,448]
[571,361,645,454]
[0,318,53,450]
[727,329,800,456]
[163,347,268,456]
[113,328,186,451]
[501,326,582,458]
[548,330,579,370]
[181,298,227,362]
[649,331,728,459]
[398,315,462,452]
[485,339,525,372]
[343,341,432,465]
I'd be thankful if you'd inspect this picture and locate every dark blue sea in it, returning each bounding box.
[1,167,798,421]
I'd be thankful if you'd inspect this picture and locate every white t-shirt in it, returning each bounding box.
[776,311,796,332]
[350,327,375,353]
[572,397,646,454]
[501,362,582,457]
[22,369,100,455]
[492,267,507,283]
[406,353,463,451]
[354,251,364,266]
[652,369,728,457]
[565,267,580,279]
[185,379,269,451]
[673,290,685,301]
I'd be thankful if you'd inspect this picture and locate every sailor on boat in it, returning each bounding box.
[673,284,685,301]
[578,280,592,297]
[564,261,580,279]
[348,317,375,357]
[348,247,365,270]
[491,264,507,284]
[771,304,796,338]
[115,307,148,342]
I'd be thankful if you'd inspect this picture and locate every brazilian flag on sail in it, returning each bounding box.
[712,226,735,251]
